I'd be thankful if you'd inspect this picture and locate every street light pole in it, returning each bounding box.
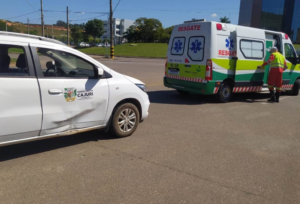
[67,6,69,46]
[40,0,44,36]
[110,0,114,59]
[27,18,29,34]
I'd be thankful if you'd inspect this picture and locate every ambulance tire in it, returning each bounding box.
[216,82,233,103]
[177,89,190,95]
[291,79,300,96]
[109,103,140,138]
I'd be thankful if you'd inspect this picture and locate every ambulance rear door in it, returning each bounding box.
[166,22,210,88]
[235,27,265,89]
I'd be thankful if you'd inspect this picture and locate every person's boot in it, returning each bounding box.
[268,90,275,103]
[275,92,280,103]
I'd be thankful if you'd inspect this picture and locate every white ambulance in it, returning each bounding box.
[164,20,300,102]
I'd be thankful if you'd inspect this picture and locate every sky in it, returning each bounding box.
[1,0,241,28]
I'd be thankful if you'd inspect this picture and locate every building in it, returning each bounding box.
[238,0,300,44]
[101,18,134,44]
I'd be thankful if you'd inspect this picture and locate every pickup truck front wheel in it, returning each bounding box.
[109,103,140,138]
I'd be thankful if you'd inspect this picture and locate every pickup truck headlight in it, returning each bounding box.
[136,84,146,92]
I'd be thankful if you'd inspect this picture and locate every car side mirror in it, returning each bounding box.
[97,67,104,77]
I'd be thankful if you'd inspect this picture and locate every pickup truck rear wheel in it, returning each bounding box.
[216,82,232,103]
[291,79,300,96]
[109,103,140,138]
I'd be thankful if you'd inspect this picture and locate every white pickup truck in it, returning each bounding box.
[0,32,150,146]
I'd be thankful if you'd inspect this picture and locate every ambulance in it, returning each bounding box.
[164,20,300,102]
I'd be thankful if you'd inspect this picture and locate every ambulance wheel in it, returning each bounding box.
[291,79,300,96]
[177,89,190,95]
[216,82,232,103]
[109,103,140,138]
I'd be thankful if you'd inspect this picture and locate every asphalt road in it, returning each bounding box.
[1,57,300,204]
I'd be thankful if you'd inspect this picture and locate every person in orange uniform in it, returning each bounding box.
[258,47,288,103]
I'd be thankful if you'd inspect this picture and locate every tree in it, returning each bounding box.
[55,20,67,28]
[85,19,105,45]
[124,17,165,43]
[123,25,140,43]
[71,26,82,45]
[220,16,231,23]
[163,26,174,43]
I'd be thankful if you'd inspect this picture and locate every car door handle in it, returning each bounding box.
[48,89,62,95]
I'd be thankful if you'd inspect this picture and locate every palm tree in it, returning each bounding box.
[220,16,231,23]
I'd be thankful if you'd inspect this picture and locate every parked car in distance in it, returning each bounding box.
[96,43,104,47]
[0,31,150,147]
[79,42,90,47]
[79,42,86,47]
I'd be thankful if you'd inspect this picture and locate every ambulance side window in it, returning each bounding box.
[284,44,296,59]
[240,40,264,59]
[171,37,185,55]
[188,36,205,61]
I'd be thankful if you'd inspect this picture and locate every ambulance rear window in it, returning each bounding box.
[171,37,185,55]
[188,36,205,61]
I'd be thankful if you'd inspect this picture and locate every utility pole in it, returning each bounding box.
[52,24,54,39]
[27,18,29,34]
[110,0,114,59]
[40,0,44,36]
[67,6,69,46]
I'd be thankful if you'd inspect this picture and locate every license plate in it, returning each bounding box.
[168,70,179,75]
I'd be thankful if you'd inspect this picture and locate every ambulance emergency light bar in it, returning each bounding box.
[184,19,206,23]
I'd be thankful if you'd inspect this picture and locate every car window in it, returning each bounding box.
[240,40,264,59]
[0,45,29,76]
[284,44,296,59]
[36,48,96,78]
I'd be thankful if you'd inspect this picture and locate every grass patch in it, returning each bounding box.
[294,44,300,51]
[77,43,168,58]
[8,48,24,54]
[10,58,17,63]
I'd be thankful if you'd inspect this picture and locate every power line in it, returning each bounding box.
[25,0,36,10]
[43,9,108,14]
[113,0,122,13]
[70,13,108,22]
[6,10,39,20]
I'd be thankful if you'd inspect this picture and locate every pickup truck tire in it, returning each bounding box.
[177,89,190,95]
[109,103,140,138]
[291,79,300,96]
[216,82,233,103]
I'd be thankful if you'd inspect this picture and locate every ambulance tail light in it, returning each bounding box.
[165,57,168,75]
[216,23,222,30]
[205,59,213,81]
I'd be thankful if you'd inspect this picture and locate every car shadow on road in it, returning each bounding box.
[0,130,117,162]
[147,90,277,105]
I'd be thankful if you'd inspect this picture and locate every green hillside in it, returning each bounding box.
[0,20,67,37]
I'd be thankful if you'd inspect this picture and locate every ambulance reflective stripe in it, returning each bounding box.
[282,84,294,89]
[166,75,207,83]
[214,87,219,93]
[233,86,263,92]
